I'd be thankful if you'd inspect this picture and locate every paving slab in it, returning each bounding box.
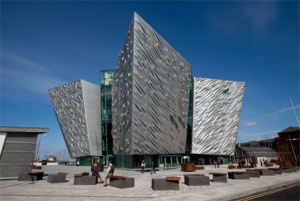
[0,165,299,201]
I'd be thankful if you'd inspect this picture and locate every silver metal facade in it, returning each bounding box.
[112,13,191,155]
[192,78,245,155]
[49,80,102,158]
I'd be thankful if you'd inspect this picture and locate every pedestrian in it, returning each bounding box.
[151,161,156,174]
[104,162,114,186]
[216,160,220,168]
[91,163,104,183]
[241,160,246,168]
[260,159,263,167]
[220,159,223,165]
[141,160,145,173]
[76,160,79,167]
[237,160,241,169]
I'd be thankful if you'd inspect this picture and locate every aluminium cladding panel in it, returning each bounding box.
[0,133,37,178]
[112,13,191,155]
[112,16,134,155]
[82,80,102,156]
[192,78,245,155]
[49,80,102,158]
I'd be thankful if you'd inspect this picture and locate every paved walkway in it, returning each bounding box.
[0,165,299,201]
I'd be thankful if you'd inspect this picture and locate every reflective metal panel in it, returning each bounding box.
[192,78,245,155]
[112,13,191,155]
[49,80,102,158]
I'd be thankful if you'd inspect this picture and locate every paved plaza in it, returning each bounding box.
[0,165,299,201]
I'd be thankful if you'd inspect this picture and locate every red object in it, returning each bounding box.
[166,177,180,181]
[181,163,196,172]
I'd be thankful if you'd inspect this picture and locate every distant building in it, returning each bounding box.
[234,139,278,164]
[276,127,300,165]
[0,127,49,178]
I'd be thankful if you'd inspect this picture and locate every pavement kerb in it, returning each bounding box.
[206,178,300,201]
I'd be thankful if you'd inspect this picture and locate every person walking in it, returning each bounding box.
[213,160,216,168]
[104,162,114,186]
[151,161,156,174]
[91,163,104,183]
[216,160,220,168]
[260,159,263,167]
[76,160,79,167]
[141,160,145,173]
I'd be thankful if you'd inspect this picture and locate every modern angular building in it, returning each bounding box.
[48,12,245,168]
[111,13,191,167]
[191,78,245,164]
[112,13,191,154]
[49,80,102,165]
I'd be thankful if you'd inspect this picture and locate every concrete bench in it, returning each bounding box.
[184,174,209,186]
[109,175,134,189]
[18,172,44,181]
[209,173,227,183]
[255,169,274,176]
[28,172,44,180]
[246,170,260,178]
[290,167,297,172]
[74,173,96,185]
[152,177,180,191]
[282,168,293,173]
[47,172,68,183]
[268,168,282,175]
[18,173,37,181]
[228,171,249,180]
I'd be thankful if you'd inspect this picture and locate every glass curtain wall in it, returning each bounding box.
[100,70,114,166]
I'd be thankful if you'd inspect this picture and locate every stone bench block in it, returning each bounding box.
[210,173,227,183]
[74,176,97,185]
[247,171,260,178]
[152,178,179,191]
[259,169,274,176]
[28,172,44,180]
[184,175,209,186]
[269,169,282,175]
[290,167,297,172]
[282,168,293,173]
[47,174,67,183]
[228,172,250,180]
[18,174,37,181]
[109,177,134,189]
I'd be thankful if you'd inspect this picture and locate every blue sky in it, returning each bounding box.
[1,1,299,158]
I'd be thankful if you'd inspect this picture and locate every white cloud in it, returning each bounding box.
[238,130,279,142]
[242,1,278,33]
[240,130,279,136]
[1,52,68,101]
[243,105,300,123]
[243,121,258,127]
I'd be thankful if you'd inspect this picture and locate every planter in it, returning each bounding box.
[181,163,196,172]
[228,165,236,169]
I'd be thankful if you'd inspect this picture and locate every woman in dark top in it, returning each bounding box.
[91,163,104,183]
